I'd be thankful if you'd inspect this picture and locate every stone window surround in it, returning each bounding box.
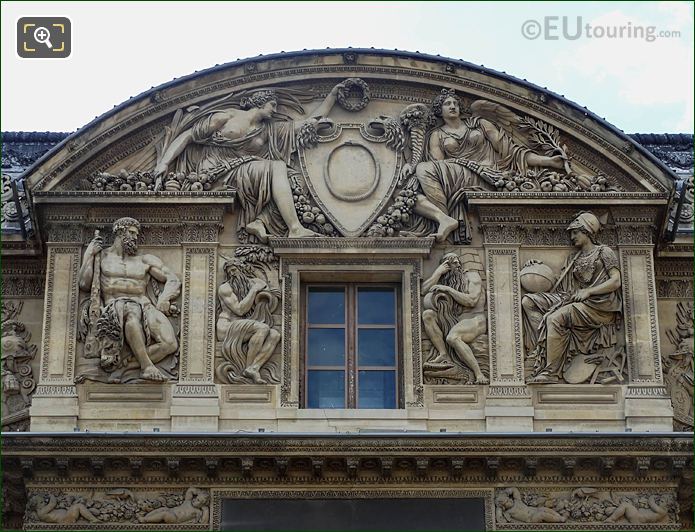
[279,257,424,409]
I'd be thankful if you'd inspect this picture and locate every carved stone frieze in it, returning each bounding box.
[655,259,694,299]
[495,487,679,528]
[30,54,671,200]
[25,487,210,528]
[41,205,225,246]
[657,279,694,299]
[478,207,623,247]
[2,259,45,297]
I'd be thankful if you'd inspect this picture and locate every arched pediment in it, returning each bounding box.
[28,50,676,194]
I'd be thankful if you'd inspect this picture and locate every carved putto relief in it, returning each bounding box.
[521,212,626,384]
[76,217,182,384]
[495,487,676,526]
[663,301,693,431]
[26,488,210,525]
[421,251,489,384]
[1,301,37,431]
[216,246,281,384]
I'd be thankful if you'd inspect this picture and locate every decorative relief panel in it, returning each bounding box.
[215,246,281,384]
[1,260,45,297]
[521,212,626,385]
[74,217,182,384]
[421,251,489,384]
[662,301,693,431]
[2,301,37,431]
[25,487,210,529]
[495,487,678,529]
[179,246,216,383]
[66,82,628,251]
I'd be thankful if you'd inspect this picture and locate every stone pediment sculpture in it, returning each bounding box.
[75,217,181,384]
[149,81,359,243]
[67,86,628,246]
[521,211,626,385]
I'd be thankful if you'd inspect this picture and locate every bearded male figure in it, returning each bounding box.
[78,217,181,382]
[422,252,489,384]
[216,257,281,384]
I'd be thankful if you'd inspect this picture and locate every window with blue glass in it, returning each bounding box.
[303,284,400,409]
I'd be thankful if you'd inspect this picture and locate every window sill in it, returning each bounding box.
[277,409,428,420]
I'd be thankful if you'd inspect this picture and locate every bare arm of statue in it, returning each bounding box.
[78,233,103,291]
[218,282,262,317]
[143,254,182,313]
[306,82,344,120]
[428,131,446,161]
[526,152,565,169]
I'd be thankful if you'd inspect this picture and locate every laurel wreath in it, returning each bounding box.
[336,78,370,112]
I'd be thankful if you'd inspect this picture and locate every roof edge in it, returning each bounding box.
[15,48,682,186]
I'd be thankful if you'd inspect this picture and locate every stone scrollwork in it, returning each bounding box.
[663,301,694,431]
[495,487,677,526]
[521,212,626,385]
[26,488,210,526]
[216,246,281,384]
[75,217,182,384]
[422,251,489,385]
[1,301,37,431]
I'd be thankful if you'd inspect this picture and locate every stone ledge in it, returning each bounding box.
[269,236,434,256]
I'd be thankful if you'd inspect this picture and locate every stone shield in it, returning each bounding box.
[299,123,401,237]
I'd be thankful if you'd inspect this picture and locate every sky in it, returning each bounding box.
[1,1,693,134]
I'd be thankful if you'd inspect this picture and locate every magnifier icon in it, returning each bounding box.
[33,26,53,49]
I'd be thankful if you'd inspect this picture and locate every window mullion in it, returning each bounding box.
[347,284,356,408]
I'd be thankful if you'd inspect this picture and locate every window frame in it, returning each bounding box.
[301,281,403,409]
